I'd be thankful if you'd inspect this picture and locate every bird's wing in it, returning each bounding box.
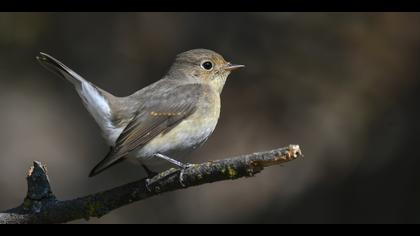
[89,83,204,177]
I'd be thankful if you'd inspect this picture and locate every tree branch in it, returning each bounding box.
[0,145,303,224]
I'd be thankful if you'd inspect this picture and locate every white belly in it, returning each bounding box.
[134,115,219,163]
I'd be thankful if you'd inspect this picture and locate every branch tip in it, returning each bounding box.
[288,144,302,159]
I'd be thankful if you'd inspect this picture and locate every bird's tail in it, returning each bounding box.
[36,52,117,145]
[36,52,86,87]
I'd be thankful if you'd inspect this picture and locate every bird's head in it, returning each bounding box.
[168,49,244,94]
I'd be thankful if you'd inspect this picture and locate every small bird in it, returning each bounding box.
[36,49,244,177]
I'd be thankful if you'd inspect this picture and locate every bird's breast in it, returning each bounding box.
[136,89,221,160]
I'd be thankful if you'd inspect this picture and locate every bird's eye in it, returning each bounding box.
[201,61,213,71]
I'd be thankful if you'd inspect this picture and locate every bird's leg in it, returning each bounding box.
[148,153,192,188]
[145,153,193,191]
[153,153,193,169]
[142,164,158,178]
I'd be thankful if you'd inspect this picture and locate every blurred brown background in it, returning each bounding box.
[0,12,419,223]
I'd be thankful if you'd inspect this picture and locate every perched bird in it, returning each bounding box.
[36,49,244,177]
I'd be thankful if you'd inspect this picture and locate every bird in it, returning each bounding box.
[36,49,244,177]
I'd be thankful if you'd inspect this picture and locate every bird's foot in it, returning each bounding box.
[145,154,194,191]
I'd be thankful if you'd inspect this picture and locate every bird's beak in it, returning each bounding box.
[225,62,245,71]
